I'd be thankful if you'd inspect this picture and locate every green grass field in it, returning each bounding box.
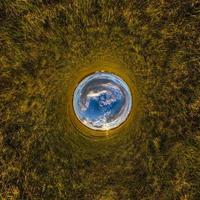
[0,0,200,199]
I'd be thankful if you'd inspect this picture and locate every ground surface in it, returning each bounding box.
[0,0,200,199]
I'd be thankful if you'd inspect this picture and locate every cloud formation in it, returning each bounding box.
[73,72,132,130]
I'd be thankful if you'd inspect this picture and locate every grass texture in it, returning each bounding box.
[0,0,200,199]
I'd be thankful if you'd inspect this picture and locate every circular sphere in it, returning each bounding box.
[73,72,132,131]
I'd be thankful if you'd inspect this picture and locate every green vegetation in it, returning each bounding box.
[0,0,200,199]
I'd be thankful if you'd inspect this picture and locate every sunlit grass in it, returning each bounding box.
[0,0,200,199]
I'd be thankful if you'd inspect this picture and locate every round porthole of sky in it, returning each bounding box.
[73,72,132,131]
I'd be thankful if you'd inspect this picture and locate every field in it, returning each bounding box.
[0,0,200,199]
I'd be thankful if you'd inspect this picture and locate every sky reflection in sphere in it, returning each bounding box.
[73,72,132,131]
